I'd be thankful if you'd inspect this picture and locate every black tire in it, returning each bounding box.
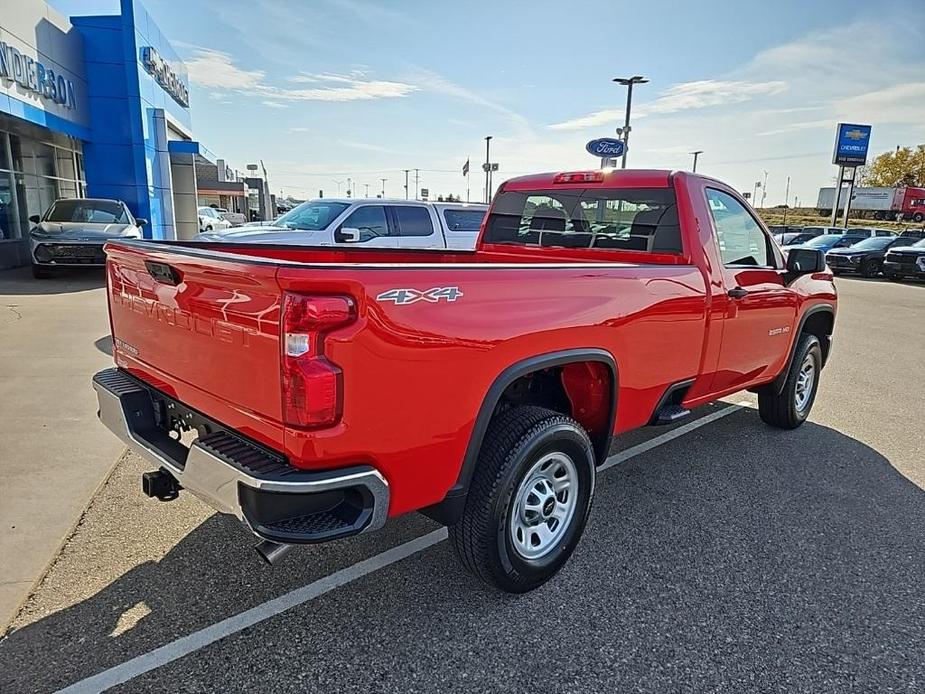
[449,405,595,593]
[913,212,924,223]
[758,333,822,429]
[31,264,54,279]
[886,273,901,282]
[860,259,879,278]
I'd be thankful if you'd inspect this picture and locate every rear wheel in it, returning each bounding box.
[31,264,54,279]
[758,333,822,429]
[449,406,595,593]
[861,259,879,278]
[913,212,924,223]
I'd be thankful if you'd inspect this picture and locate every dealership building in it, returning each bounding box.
[0,0,248,268]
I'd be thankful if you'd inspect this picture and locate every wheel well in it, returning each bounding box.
[495,361,614,463]
[420,350,617,527]
[801,310,834,366]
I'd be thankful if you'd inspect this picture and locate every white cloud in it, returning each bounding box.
[549,80,788,130]
[185,49,416,102]
[262,101,289,109]
[186,48,264,89]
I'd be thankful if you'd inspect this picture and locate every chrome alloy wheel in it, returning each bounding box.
[794,354,816,413]
[509,452,578,560]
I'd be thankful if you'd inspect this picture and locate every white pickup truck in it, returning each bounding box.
[195,199,489,250]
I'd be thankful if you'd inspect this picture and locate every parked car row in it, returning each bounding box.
[20,194,924,282]
[769,224,925,280]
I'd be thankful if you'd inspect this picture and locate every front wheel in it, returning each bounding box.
[861,259,879,278]
[449,406,596,593]
[758,333,822,429]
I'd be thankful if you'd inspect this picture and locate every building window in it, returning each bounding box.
[0,118,86,241]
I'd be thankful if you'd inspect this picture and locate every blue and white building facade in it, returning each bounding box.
[0,0,215,268]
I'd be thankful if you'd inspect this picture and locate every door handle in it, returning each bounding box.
[727,287,749,299]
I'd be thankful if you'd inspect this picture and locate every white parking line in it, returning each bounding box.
[57,402,745,694]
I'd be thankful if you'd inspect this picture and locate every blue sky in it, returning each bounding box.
[57,0,925,205]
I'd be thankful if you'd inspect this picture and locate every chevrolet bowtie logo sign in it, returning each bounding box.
[834,123,872,166]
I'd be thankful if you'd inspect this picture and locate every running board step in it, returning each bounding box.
[653,404,692,425]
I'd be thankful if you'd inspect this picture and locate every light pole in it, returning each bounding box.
[332,179,344,196]
[761,170,769,208]
[403,169,410,200]
[783,175,791,225]
[484,136,493,203]
[346,177,352,198]
[690,150,703,172]
[613,75,648,169]
[753,180,761,206]
[380,178,387,198]
[364,183,370,198]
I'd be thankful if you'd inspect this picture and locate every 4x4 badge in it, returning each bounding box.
[376,287,463,305]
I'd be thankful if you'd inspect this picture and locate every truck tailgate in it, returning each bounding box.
[105,242,284,443]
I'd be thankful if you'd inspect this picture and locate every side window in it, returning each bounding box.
[443,209,485,232]
[706,188,770,267]
[342,205,390,239]
[393,206,434,237]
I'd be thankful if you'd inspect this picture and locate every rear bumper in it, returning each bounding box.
[92,368,389,544]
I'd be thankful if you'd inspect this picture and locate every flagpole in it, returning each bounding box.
[465,156,470,203]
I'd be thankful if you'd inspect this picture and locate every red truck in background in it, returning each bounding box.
[93,169,837,592]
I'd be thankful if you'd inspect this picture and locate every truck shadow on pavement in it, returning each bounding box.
[2,408,923,692]
[0,267,106,296]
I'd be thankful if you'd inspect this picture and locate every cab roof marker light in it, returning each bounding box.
[553,171,605,184]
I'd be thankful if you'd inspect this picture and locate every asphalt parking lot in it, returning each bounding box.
[1,275,923,693]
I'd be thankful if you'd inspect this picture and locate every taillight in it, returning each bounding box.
[281,293,355,428]
[553,171,605,184]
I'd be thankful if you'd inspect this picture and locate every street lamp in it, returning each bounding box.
[612,75,648,169]
[690,150,703,172]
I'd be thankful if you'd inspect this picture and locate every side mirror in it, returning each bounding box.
[335,227,362,243]
[29,215,41,224]
[136,218,148,227]
[786,247,826,275]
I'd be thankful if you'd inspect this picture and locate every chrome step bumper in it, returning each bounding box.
[92,368,389,543]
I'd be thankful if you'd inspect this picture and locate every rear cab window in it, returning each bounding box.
[483,187,683,254]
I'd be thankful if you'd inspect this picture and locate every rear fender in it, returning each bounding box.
[421,348,618,525]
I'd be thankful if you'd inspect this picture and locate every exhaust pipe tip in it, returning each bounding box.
[255,539,293,566]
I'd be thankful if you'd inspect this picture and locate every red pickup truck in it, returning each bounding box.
[93,169,836,592]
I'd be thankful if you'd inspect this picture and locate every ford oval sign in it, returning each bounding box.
[586,138,625,158]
